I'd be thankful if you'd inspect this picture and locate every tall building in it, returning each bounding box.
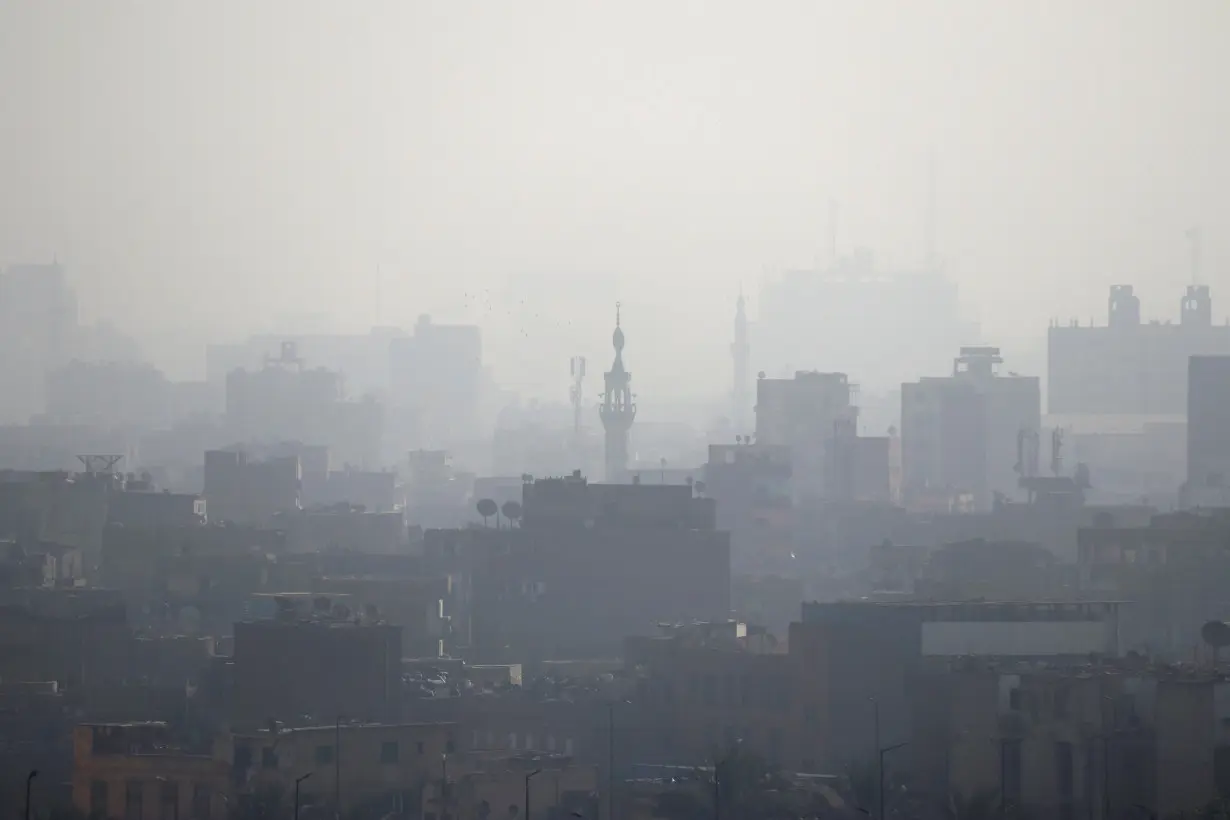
[754,370,869,500]
[1183,355,1230,507]
[599,304,635,483]
[901,346,1041,511]
[1049,284,1230,416]
[389,315,484,446]
[0,261,80,422]
[731,291,751,433]
[757,254,977,392]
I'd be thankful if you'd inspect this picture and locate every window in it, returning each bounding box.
[1002,740,1022,806]
[526,734,535,751]
[1054,688,1070,720]
[90,781,108,815]
[261,746,279,769]
[315,744,335,765]
[417,741,426,754]
[447,738,455,754]
[125,781,143,820]
[191,785,211,820]
[160,780,180,820]
[1008,688,1022,711]
[1055,742,1074,797]
[564,738,574,756]
[381,741,399,764]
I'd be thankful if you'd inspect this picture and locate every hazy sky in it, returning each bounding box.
[1,1,1227,398]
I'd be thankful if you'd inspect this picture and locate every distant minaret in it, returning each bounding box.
[731,290,750,434]
[599,303,636,482]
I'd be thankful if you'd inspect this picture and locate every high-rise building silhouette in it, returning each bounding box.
[731,290,750,434]
[599,304,636,482]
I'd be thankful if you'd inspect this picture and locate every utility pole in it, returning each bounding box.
[294,772,313,820]
[442,753,449,820]
[24,770,37,820]
[526,769,543,820]
[879,743,908,820]
[608,703,616,820]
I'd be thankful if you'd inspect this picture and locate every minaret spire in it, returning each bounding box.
[731,288,750,434]
[600,302,635,482]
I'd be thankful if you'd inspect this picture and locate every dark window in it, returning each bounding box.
[1009,688,1022,710]
[90,781,108,815]
[160,780,180,820]
[125,781,143,820]
[1054,688,1070,719]
[446,738,455,754]
[704,675,716,706]
[315,744,335,765]
[1216,746,1230,799]
[1055,741,1074,797]
[1002,740,1023,806]
[261,746,278,769]
[417,741,425,754]
[381,741,399,764]
[192,785,211,820]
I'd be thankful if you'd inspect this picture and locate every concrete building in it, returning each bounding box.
[901,346,1041,511]
[624,621,797,768]
[599,305,636,483]
[757,257,977,395]
[1185,355,1230,507]
[71,722,229,820]
[235,721,457,817]
[913,659,1230,819]
[1049,284,1230,416]
[0,261,79,422]
[0,588,132,687]
[224,341,384,468]
[731,291,751,435]
[754,371,868,500]
[203,449,300,525]
[791,600,1123,769]
[1078,510,1230,659]
[422,752,599,820]
[424,474,730,661]
[389,315,484,447]
[231,593,401,727]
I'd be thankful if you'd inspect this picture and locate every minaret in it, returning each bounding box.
[599,303,636,482]
[731,289,750,434]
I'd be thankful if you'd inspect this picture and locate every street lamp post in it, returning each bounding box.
[442,754,449,820]
[878,742,908,820]
[526,769,543,820]
[24,770,37,820]
[295,772,313,820]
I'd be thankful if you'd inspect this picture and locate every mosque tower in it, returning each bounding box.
[731,289,750,434]
[599,303,636,482]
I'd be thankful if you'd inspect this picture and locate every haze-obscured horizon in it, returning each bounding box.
[2,0,1227,400]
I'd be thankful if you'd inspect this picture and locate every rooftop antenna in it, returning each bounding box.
[828,200,838,269]
[1187,227,1202,285]
[925,150,937,270]
[569,356,587,445]
[77,454,123,475]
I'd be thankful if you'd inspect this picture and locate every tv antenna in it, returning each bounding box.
[77,454,123,475]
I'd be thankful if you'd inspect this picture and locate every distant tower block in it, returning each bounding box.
[599,303,636,482]
[569,356,587,445]
[731,290,751,433]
